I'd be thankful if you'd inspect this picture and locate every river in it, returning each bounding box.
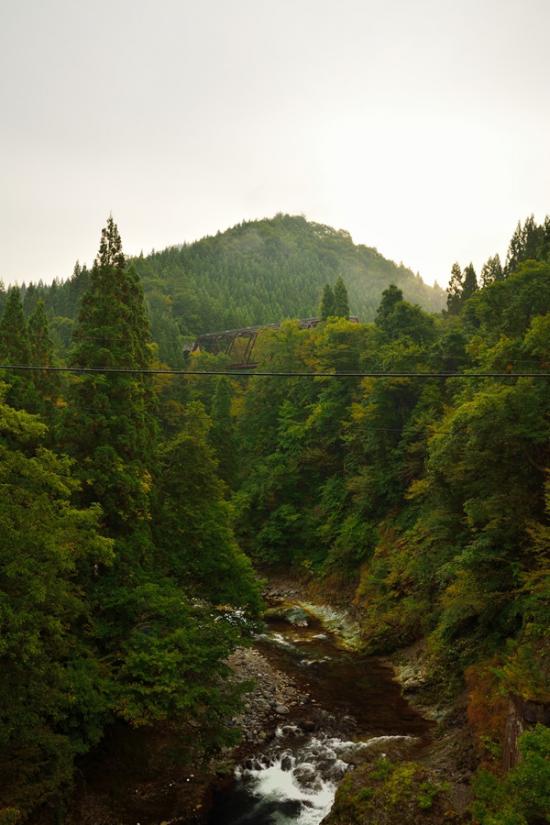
[208,605,431,825]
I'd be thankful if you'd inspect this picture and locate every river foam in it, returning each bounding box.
[233,732,417,825]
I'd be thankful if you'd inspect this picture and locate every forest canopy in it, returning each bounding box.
[0,213,548,824]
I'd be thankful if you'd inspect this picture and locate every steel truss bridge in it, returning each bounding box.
[187,316,358,368]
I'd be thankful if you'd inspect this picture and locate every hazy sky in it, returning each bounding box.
[1,0,549,287]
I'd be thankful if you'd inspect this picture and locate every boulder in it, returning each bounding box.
[264,605,310,627]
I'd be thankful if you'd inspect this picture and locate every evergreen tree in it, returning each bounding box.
[66,260,92,318]
[64,216,155,540]
[153,403,261,609]
[320,283,335,319]
[480,254,503,287]
[375,284,403,327]
[0,288,35,409]
[505,221,525,275]
[0,288,30,365]
[22,282,39,316]
[58,219,254,773]
[28,300,54,367]
[446,263,463,314]
[461,263,478,302]
[332,277,350,318]
[521,214,545,261]
[28,299,58,418]
[504,215,547,275]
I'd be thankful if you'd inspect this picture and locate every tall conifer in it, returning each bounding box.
[332,277,350,318]
[446,263,464,315]
[0,287,30,365]
[462,263,478,302]
[0,287,35,409]
[64,216,155,543]
[28,299,58,417]
[375,284,403,327]
[320,283,335,320]
[481,254,504,287]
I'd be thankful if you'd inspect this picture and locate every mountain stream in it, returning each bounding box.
[209,603,431,825]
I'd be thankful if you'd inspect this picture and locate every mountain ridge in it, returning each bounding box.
[134,213,445,334]
[6,214,446,364]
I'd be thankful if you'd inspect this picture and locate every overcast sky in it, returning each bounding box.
[1,0,549,287]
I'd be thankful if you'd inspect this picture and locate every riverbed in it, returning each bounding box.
[209,605,431,825]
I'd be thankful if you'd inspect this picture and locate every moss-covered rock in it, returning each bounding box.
[263,605,311,626]
[323,758,461,825]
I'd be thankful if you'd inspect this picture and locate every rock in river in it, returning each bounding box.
[264,604,311,626]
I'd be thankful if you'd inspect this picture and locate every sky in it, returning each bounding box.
[1,0,549,287]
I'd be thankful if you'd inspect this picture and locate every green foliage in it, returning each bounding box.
[153,403,261,611]
[0,219,265,819]
[27,299,59,420]
[505,214,550,275]
[473,725,550,825]
[0,288,30,366]
[320,283,335,319]
[462,263,478,302]
[327,758,453,824]
[332,277,350,318]
[210,377,237,486]
[63,216,156,537]
[417,780,443,810]
[0,384,112,815]
[447,262,464,314]
[0,288,36,410]
[229,230,550,715]
[107,579,245,743]
[481,254,504,287]
[2,212,549,821]
[132,215,445,335]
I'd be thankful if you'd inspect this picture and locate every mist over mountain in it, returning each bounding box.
[6,215,445,362]
[134,213,445,335]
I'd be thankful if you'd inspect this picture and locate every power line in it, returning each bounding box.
[0,364,549,379]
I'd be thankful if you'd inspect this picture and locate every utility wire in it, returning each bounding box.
[0,365,548,378]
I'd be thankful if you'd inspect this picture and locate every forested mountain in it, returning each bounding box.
[1,215,445,364]
[134,214,445,334]
[0,214,548,825]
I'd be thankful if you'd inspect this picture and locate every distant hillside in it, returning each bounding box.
[6,214,445,364]
[134,214,444,335]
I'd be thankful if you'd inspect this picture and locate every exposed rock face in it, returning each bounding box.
[502,696,550,770]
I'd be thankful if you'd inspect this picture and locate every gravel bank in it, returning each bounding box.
[227,646,309,745]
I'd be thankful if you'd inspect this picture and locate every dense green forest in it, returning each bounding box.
[0,219,262,823]
[0,214,548,824]
[0,214,445,366]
